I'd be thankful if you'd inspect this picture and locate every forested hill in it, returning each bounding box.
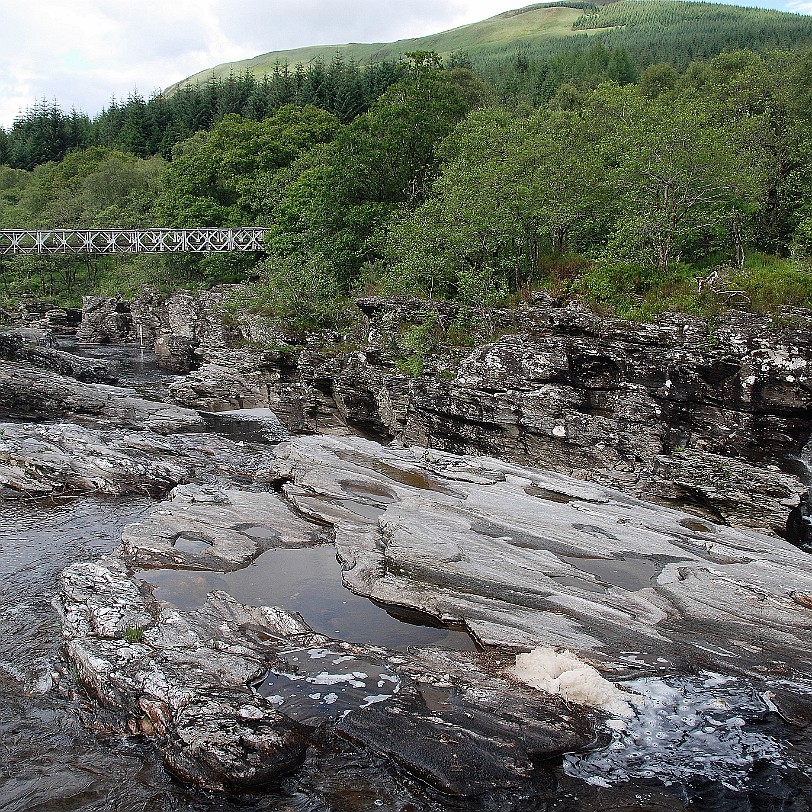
[2,3,812,330]
[172,0,812,89]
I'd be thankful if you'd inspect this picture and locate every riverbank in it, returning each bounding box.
[1,294,811,809]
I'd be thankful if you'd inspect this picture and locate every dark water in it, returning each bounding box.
[136,545,473,651]
[63,338,177,401]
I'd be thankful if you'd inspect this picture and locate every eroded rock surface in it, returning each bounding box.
[75,296,134,344]
[57,557,595,796]
[56,559,311,790]
[0,329,115,383]
[270,435,812,679]
[0,423,188,497]
[0,362,203,433]
[155,292,812,534]
[122,484,328,571]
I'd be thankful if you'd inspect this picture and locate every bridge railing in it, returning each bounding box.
[0,228,268,255]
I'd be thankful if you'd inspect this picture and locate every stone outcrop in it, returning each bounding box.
[1,329,116,383]
[129,289,244,372]
[76,296,134,344]
[56,432,811,798]
[270,435,812,679]
[0,362,203,433]
[56,559,312,791]
[121,484,328,571]
[73,288,812,532]
[57,554,595,796]
[160,294,812,535]
[5,299,82,333]
[0,423,188,497]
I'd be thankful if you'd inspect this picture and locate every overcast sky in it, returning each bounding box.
[1,0,810,128]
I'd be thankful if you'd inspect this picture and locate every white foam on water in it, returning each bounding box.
[512,647,634,716]
[360,694,391,708]
[564,673,790,789]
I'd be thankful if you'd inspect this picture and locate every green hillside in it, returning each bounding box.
[168,3,595,90]
[169,0,812,92]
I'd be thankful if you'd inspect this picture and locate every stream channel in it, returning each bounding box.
[1,342,810,811]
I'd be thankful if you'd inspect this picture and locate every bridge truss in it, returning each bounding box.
[0,228,267,256]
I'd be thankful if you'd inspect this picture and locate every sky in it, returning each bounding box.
[1,0,810,129]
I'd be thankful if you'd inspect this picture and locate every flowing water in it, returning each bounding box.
[1,343,811,811]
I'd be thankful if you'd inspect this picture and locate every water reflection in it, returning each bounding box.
[137,546,475,651]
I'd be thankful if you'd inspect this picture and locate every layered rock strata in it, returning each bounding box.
[149,293,812,534]
[270,435,812,678]
[57,433,812,798]
[0,362,203,433]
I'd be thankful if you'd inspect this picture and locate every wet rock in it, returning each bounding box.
[270,435,812,676]
[12,299,81,333]
[337,648,595,798]
[76,296,134,344]
[122,484,327,571]
[1,329,116,383]
[171,346,350,435]
[202,408,289,444]
[57,556,596,798]
[0,362,203,433]
[55,560,310,790]
[131,289,243,372]
[0,423,188,497]
[650,449,805,534]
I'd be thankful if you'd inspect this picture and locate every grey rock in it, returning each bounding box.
[0,422,188,496]
[336,647,595,798]
[130,288,243,372]
[164,295,812,533]
[122,484,327,571]
[0,362,203,433]
[76,296,134,344]
[1,329,116,383]
[57,554,595,797]
[56,559,310,790]
[271,435,812,677]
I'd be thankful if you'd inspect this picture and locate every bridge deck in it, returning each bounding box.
[0,228,267,255]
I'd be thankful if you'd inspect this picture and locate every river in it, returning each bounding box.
[0,342,810,811]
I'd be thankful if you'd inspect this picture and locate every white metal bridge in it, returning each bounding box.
[0,228,267,255]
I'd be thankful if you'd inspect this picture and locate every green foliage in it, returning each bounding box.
[728,254,812,311]
[240,251,349,334]
[155,106,339,228]
[124,626,144,644]
[3,58,404,172]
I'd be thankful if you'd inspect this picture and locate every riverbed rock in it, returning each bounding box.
[56,559,311,790]
[75,296,134,344]
[0,361,203,433]
[1,329,116,383]
[170,347,350,435]
[270,435,812,678]
[121,484,329,571]
[0,423,188,497]
[161,295,812,533]
[57,554,597,797]
[129,288,243,372]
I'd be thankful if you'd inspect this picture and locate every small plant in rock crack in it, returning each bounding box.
[124,626,144,643]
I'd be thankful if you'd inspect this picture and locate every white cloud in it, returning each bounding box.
[0,0,522,126]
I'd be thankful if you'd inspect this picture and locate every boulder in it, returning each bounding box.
[0,329,116,383]
[76,296,134,344]
[0,361,204,433]
[0,422,188,496]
